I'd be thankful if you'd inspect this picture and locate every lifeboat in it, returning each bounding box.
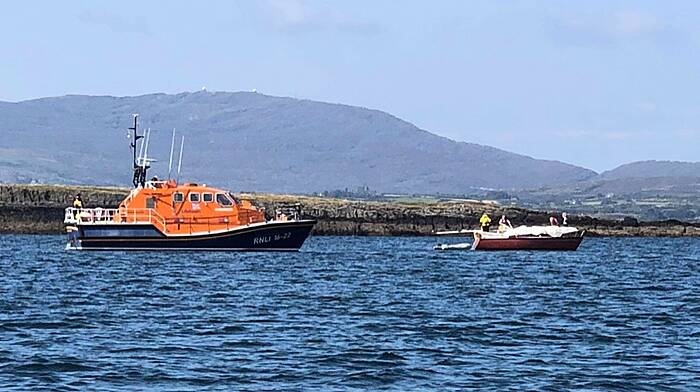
[64,116,316,251]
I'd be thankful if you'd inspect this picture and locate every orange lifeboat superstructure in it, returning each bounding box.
[64,116,316,251]
[115,180,266,235]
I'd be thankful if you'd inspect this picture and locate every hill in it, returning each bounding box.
[601,160,700,179]
[0,91,596,194]
[511,162,700,222]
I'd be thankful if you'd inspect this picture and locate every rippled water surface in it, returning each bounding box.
[1,235,699,391]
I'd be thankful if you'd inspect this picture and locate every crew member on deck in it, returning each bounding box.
[562,212,569,226]
[549,216,559,226]
[73,194,83,208]
[480,213,492,232]
[73,194,83,219]
[150,176,162,188]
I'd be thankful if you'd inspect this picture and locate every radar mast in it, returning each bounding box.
[128,114,150,188]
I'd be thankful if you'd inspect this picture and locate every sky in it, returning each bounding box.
[1,0,699,172]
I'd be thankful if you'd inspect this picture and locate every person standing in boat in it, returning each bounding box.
[562,212,569,226]
[498,215,512,232]
[479,213,492,232]
[549,216,559,226]
[72,194,83,219]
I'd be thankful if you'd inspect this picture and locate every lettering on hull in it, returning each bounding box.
[253,232,291,245]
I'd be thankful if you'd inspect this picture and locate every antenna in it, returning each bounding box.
[137,129,146,164]
[126,115,156,188]
[128,114,148,188]
[167,128,176,180]
[141,128,151,169]
[129,114,142,169]
[176,135,185,184]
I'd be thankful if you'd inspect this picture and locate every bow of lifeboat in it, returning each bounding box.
[64,180,316,251]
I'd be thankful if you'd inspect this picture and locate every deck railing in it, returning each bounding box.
[64,207,167,232]
[64,207,266,234]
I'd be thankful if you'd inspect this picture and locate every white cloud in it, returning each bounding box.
[636,102,657,112]
[547,8,670,46]
[266,0,311,28]
[77,10,152,36]
[614,10,662,37]
[261,0,383,35]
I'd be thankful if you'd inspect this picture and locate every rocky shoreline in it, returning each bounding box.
[1,184,699,237]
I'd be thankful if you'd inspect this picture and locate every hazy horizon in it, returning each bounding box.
[2,1,699,171]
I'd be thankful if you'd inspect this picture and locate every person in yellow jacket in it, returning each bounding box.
[73,194,83,208]
[73,194,83,219]
[479,213,491,232]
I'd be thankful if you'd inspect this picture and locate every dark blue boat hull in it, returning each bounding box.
[66,220,316,251]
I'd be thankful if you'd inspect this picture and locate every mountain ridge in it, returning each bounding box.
[0,90,598,194]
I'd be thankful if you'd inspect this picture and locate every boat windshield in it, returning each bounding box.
[216,193,233,206]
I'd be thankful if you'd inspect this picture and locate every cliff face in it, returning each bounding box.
[245,194,700,237]
[0,184,128,208]
[0,184,128,234]
[1,184,698,236]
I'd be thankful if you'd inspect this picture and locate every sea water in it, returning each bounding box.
[0,235,698,391]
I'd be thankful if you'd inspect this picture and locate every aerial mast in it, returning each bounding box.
[176,135,185,184]
[167,128,176,180]
[128,114,149,188]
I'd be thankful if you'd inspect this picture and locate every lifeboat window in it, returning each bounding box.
[202,193,213,203]
[216,193,233,206]
[173,192,184,203]
[189,193,200,202]
[146,197,156,209]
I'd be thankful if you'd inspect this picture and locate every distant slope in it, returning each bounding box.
[589,177,700,196]
[601,160,700,179]
[591,160,700,197]
[512,160,700,222]
[518,171,700,199]
[0,91,596,193]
